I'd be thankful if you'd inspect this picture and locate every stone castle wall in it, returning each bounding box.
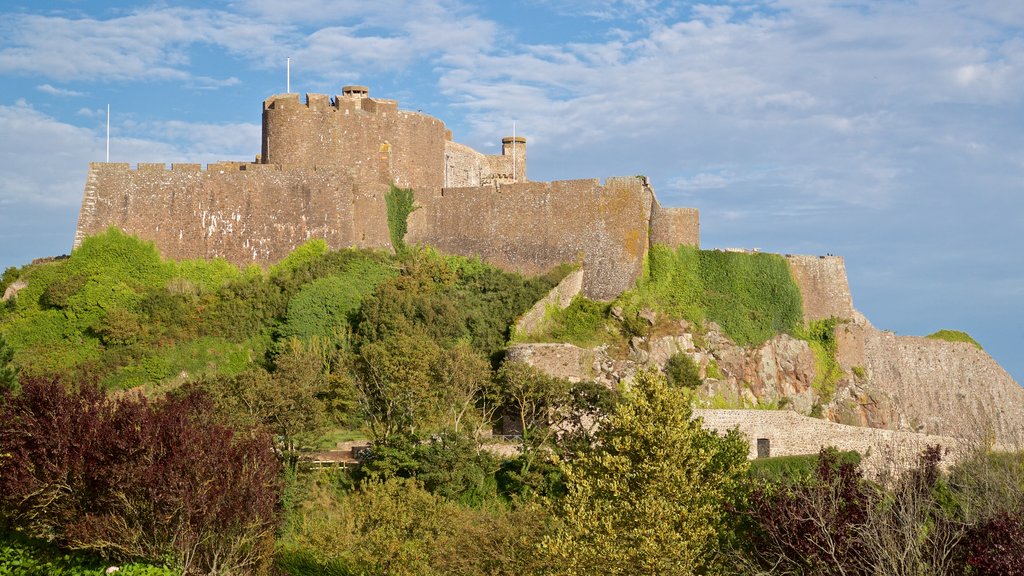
[74,162,388,263]
[77,87,701,298]
[695,408,966,474]
[650,204,700,248]
[409,177,656,299]
[785,255,856,322]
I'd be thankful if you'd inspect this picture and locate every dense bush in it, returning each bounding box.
[278,475,554,576]
[927,328,983,349]
[0,378,281,574]
[545,370,749,574]
[664,351,702,389]
[740,447,875,575]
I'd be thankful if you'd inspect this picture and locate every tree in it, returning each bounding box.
[495,361,570,456]
[206,338,330,468]
[354,330,443,442]
[0,332,16,391]
[432,341,495,436]
[542,369,749,575]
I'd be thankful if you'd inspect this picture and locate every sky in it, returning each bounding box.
[0,0,1021,383]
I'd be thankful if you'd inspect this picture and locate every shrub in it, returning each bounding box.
[0,378,281,574]
[385,184,417,251]
[542,296,610,347]
[927,329,983,350]
[664,352,702,389]
[964,507,1024,575]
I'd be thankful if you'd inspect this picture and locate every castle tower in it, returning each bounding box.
[502,136,527,182]
[341,85,369,99]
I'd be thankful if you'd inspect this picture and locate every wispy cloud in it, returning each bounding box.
[36,84,85,97]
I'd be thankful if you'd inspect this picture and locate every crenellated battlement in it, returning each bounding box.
[262,89,399,114]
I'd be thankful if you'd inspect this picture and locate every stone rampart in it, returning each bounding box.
[514,268,585,337]
[74,162,389,263]
[410,177,654,299]
[695,408,966,475]
[785,255,856,322]
[650,204,700,248]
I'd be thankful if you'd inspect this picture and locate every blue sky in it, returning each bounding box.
[1,0,1022,383]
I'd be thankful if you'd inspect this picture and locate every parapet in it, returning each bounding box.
[651,204,700,248]
[785,254,856,323]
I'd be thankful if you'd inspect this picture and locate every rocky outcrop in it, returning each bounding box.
[837,320,1024,445]
[508,315,1024,447]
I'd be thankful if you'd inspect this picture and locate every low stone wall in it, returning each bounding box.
[695,408,966,475]
[514,268,584,337]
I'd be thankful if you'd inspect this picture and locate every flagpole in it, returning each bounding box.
[106,104,110,163]
[287,58,291,93]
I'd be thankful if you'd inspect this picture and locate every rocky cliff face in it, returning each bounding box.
[508,314,1024,446]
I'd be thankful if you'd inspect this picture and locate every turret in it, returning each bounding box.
[502,136,527,182]
[341,85,369,99]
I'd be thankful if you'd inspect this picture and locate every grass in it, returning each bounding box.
[927,329,982,350]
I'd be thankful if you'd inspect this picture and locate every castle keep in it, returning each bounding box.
[75,86,699,299]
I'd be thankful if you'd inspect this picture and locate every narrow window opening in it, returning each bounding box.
[756,438,771,459]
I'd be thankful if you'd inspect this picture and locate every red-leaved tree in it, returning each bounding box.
[0,378,280,575]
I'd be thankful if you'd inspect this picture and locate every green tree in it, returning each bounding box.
[0,332,16,392]
[542,369,749,575]
[496,362,571,459]
[206,338,330,468]
[354,330,443,442]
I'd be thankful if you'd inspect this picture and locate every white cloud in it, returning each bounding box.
[36,84,85,97]
[0,101,259,208]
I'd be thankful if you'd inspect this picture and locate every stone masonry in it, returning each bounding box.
[76,87,700,299]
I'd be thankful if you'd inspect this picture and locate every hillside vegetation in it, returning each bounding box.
[0,232,1021,575]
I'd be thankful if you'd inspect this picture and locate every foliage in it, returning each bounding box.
[279,253,397,341]
[495,362,571,457]
[542,369,749,575]
[0,333,15,392]
[204,338,333,469]
[664,351,702,389]
[0,378,281,574]
[269,239,330,277]
[0,267,18,297]
[748,451,861,482]
[927,329,983,350]
[964,507,1024,575]
[279,475,554,576]
[353,330,444,442]
[620,245,803,346]
[0,531,174,576]
[385,184,417,252]
[540,296,611,347]
[356,248,553,360]
[356,432,501,505]
[797,316,845,402]
[740,447,876,575]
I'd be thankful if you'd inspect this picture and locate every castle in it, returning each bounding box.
[75,86,699,300]
[74,86,1024,465]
